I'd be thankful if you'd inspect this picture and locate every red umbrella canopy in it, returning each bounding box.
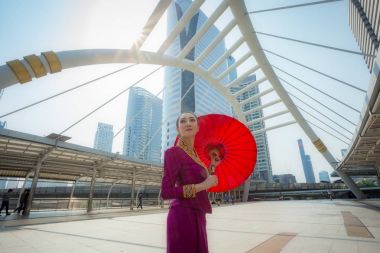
[195,114,257,192]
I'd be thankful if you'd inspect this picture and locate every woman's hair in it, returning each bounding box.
[176,112,198,128]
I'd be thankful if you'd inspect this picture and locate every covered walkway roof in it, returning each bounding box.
[335,55,380,177]
[0,128,163,186]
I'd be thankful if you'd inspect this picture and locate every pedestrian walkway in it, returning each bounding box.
[0,200,379,253]
[0,205,166,228]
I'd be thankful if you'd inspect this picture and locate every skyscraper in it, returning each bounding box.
[123,87,162,163]
[0,121,7,129]
[348,0,380,72]
[227,56,237,82]
[341,148,348,157]
[162,0,233,151]
[298,139,316,183]
[93,122,114,153]
[319,170,331,183]
[279,174,297,184]
[0,179,5,189]
[232,75,273,183]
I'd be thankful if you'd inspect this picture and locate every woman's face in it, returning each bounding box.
[177,113,199,138]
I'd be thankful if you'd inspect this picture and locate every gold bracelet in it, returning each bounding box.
[209,165,215,175]
[183,184,196,198]
[191,184,196,197]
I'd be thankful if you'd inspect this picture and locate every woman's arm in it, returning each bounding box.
[194,175,218,193]
[161,149,184,200]
[161,148,218,199]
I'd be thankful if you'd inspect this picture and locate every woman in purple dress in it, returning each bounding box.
[161,112,219,253]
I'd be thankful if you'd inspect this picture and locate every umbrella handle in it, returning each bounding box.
[209,165,216,175]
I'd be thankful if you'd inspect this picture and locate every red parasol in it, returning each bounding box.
[176,114,257,192]
[196,114,257,192]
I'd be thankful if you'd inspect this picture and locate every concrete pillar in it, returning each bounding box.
[242,178,250,202]
[107,182,117,208]
[68,180,78,210]
[336,170,366,199]
[87,168,97,213]
[130,168,136,211]
[24,148,53,215]
[158,189,163,208]
[375,159,380,185]
[17,170,33,208]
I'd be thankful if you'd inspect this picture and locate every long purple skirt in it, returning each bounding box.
[167,206,208,253]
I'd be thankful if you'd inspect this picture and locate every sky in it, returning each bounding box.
[0,0,372,183]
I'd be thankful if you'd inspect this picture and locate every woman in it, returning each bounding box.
[161,112,219,253]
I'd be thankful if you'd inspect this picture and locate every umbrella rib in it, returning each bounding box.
[218,123,242,144]
[226,157,256,178]
[218,126,252,147]
[222,143,257,150]
[226,152,257,161]
[219,160,233,191]
[216,117,236,142]
[222,158,246,185]
[226,131,254,144]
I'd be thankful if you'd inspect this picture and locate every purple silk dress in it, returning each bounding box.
[161,146,212,253]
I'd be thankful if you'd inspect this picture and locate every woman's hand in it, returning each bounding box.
[209,149,221,167]
[205,175,218,188]
[195,175,218,192]
[209,148,221,175]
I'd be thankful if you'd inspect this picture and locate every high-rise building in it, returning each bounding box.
[162,0,233,151]
[272,175,280,183]
[94,122,114,153]
[123,87,162,163]
[0,179,6,189]
[341,148,348,158]
[232,75,273,182]
[298,139,316,183]
[227,56,237,82]
[0,121,7,129]
[348,0,380,72]
[319,170,331,183]
[279,174,297,184]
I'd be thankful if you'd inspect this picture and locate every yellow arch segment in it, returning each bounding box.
[6,60,31,84]
[5,51,62,84]
[313,139,327,153]
[24,54,47,78]
[42,51,62,73]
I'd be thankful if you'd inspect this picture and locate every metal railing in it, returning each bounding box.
[4,197,165,212]
[251,182,348,192]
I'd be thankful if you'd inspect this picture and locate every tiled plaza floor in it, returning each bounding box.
[0,200,379,253]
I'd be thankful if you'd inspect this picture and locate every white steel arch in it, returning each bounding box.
[0,48,246,124]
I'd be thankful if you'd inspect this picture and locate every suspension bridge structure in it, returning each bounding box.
[0,0,379,215]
